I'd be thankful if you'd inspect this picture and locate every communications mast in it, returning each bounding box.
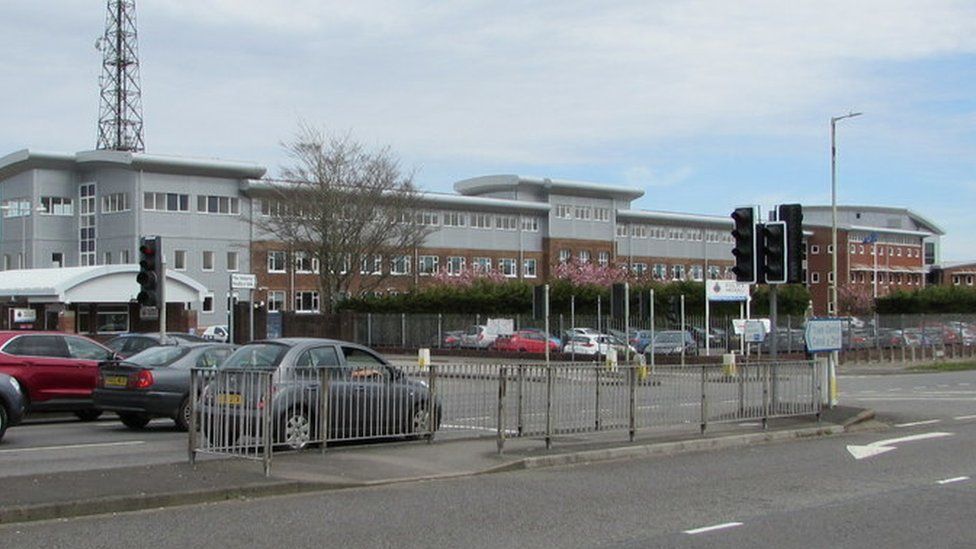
[95,0,145,152]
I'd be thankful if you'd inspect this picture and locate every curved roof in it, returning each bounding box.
[616,209,733,227]
[0,265,208,304]
[454,175,645,201]
[0,149,266,180]
[803,205,945,236]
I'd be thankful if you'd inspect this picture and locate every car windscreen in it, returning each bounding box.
[655,333,682,344]
[219,343,289,370]
[126,345,191,367]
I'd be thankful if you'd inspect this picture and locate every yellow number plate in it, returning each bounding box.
[105,376,128,387]
[216,393,243,405]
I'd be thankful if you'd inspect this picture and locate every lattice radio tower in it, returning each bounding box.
[95,0,145,152]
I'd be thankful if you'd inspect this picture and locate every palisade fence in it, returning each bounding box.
[189,359,823,475]
[334,312,976,364]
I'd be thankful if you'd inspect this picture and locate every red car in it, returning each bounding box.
[0,331,116,420]
[492,331,560,353]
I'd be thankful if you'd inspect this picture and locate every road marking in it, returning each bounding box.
[847,432,953,460]
[894,419,942,428]
[0,441,145,454]
[684,522,743,535]
[937,476,969,485]
[954,415,976,420]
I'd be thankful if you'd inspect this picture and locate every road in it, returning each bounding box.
[1,369,975,547]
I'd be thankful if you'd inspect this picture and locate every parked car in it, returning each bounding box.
[0,372,26,442]
[94,342,236,430]
[645,331,697,356]
[461,325,501,349]
[439,330,465,349]
[492,330,560,353]
[104,332,207,358]
[202,325,230,343]
[0,331,116,420]
[201,338,442,449]
[563,334,636,356]
[517,327,562,347]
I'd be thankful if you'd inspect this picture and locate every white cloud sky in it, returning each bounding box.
[1,0,975,258]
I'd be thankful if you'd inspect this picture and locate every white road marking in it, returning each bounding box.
[894,419,942,428]
[937,476,969,485]
[0,441,145,454]
[953,415,976,420]
[684,522,743,535]
[847,432,953,460]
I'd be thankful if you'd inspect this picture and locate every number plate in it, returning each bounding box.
[216,393,243,405]
[105,376,128,387]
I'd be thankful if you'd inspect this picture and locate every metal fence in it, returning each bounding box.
[341,312,976,362]
[189,359,822,474]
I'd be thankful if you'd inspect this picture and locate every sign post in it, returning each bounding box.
[706,280,750,356]
[805,318,843,407]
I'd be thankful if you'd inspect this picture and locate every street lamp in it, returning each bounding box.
[830,111,862,315]
[0,202,47,269]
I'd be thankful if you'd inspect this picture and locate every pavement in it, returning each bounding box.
[0,405,875,526]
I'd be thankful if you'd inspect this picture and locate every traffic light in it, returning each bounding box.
[731,207,759,284]
[137,236,162,307]
[778,204,804,284]
[762,221,787,284]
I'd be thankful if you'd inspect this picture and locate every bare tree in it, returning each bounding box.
[255,125,433,314]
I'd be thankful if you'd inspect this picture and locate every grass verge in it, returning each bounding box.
[908,361,976,372]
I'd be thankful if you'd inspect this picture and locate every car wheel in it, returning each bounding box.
[0,404,8,442]
[409,403,438,438]
[75,410,103,422]
[174,397,191,431]
[280,408,312,450]
[119,412,150,430]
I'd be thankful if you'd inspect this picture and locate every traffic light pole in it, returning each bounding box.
[159,252,166,342]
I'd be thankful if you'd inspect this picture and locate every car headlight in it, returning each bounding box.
[8,376,20,394]
[416,379,429,388]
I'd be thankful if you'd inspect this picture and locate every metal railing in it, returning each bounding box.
[189,359,822,474]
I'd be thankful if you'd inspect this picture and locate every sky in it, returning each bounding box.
[2,1,975,260]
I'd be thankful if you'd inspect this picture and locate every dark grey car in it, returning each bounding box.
[0,372,25,442]
[201,338,441,449]
[94,343,236,430]
[104,333,208,359]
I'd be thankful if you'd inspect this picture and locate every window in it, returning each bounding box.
[1,199,31,218]
[360,254,382,275]
[120,249,129,264]
[708,265,721,279]
[471,213,491,229]
[555,204,572,219]
[4,255,10,270]
[653,264,667,279]
[691,265,703,281]
[594,207,611,222]
[521,217,539,232]
[850,244,857,254]
[671,264,686,280]
[294,291,320,313]
[227,251,239,272]
[267,290,286,312]
[828,271,835,283]
[202,251,215,271]
[443,212,466,227]
[810,245,820,254]
[500,258,517,277]
[103,251,112,265]
[523,259,537,278]
[101,193,129,213]
[144,192,189,212]
[811,272,820,283]
[630,225,647,238]
[41,196,73,216]
[578,250,591,263]
[295,251,316,273]
[827,245,834,254]
[391,255,411,275]
[632,263,648,275]
[495,215,517,231]
[418,255,439,275]
[51,252,63,268]
[196,195,240,215]
[616,224,628,237]
[79,183,96,266]
[202,293,214,313]
[268,251,286,273]
[174,250,187,271]
[447,256,465,276]
[416,211,439,226]
[598,251,609,267]
[473,257,492,272]
[574,206,591,220]
[558,249,571,263]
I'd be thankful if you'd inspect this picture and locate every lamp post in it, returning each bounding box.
[830,111,862,315]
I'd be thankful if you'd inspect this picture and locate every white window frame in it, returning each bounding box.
[500,258,517,278]
[227,251,239,272]
[267,290,286,312]
[202,292,214,314]
[473,257,492,272]
[294,291,320,313]
[523,258,537,278]
[100,193,130,214]
[41,196,74,216]
[173,250,187,271]
[418,255,439,275]
[202,251,215,272]
[447,256,465,276]
[391,255,411,276]
[268,251,286,273]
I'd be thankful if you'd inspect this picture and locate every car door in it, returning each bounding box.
[63,335,113,398]
[0,335,73,403]
[340,346,400,438]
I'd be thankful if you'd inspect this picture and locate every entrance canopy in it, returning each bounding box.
[0,265,207,304]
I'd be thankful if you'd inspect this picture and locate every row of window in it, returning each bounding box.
[144,192,240,215]
[849,271,923,285]
[266,250,540,278]
[554,204,612,222]
[172,250,239,272]
[616,224,735,244]
[848,243,920,259]
[952,275,975,286]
